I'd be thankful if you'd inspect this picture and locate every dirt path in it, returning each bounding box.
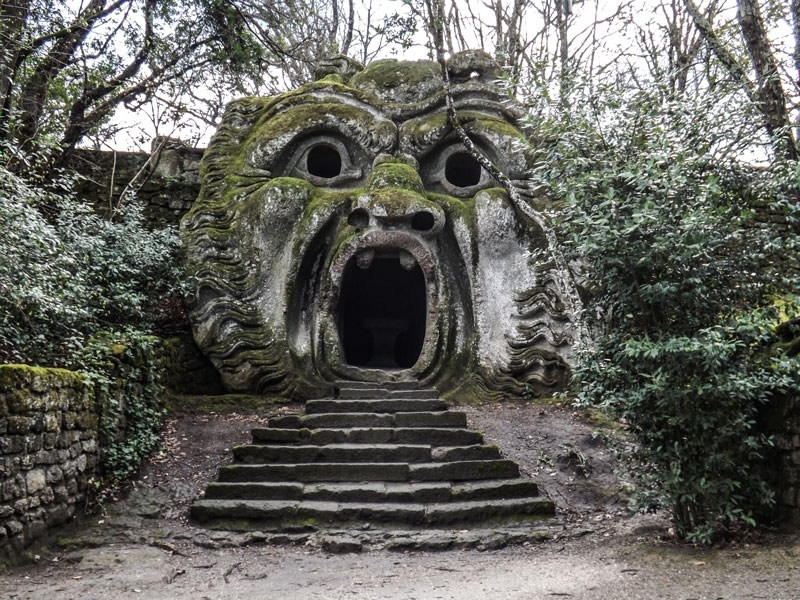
[2,402,800,599]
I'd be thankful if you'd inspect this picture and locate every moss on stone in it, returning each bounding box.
[366,162,425,195]
[0,364,88,391]
[349,59,441,93]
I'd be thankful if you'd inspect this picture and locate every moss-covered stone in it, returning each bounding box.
[181,51,576,400]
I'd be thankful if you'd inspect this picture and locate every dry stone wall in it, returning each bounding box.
[765,393,800,529]
[68,137,202,226]
[0,365,97,563]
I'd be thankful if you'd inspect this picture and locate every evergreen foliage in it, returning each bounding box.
[0,148,181,491]
[524,83,800,542]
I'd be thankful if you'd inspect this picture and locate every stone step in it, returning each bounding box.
[233,443,501,465]
[233,443,433,464]
[409,460,519,481]
[203,479,542,503]
[251,427,484,446]
[337,388,440,400]
[305,398,447,414]
[268,411,467,429]
[219,462,411,483]
[193,383,554,536]
[335,381,421,392]
[191,496,555,529]
[217,459,519,483]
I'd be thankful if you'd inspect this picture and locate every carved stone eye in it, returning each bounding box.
[307,144,342,179]
[422,143,494,198]
[445,152,482,188]
[284,136,362,186]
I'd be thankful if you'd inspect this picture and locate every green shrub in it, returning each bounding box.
[526,86,800,542]
[0,161,182,366]
[0,151,181,496]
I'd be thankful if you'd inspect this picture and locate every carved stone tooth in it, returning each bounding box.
[356,249,375,269]
[399,250,416,271]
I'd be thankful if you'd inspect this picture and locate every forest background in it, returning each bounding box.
[1,0,799,542]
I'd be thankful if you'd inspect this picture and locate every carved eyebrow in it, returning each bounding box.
[398,110,517,159]
[245,100,397,171]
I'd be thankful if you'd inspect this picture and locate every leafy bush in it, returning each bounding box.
[525,86,800,542]
[0,161,182,366]
[0,152,181,495]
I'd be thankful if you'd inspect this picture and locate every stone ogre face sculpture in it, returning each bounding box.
[181,51,574,400]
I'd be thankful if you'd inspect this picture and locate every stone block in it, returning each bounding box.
[34,449,56,465]
[46,505,69,527]
[0,505,13,518]
[46,466,63,484]
[25,434,42,453]
[5,435,24,453]
[13,499,27,514]
[62,430,81,446]
[42,432,58,449]
[5,520,23,536]
[0,479,22,501]
[6,416,33,434]
[31,412,46,433]
[43,412,60,432]
[25,468,46,495]
[782,487,798,506]
[7,390,45,413]
[26,519,46,540]
[53,486,69,504]
[76,455,88,473]
[62,460,77,480]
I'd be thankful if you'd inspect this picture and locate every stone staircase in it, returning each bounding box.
[191,382,555,533]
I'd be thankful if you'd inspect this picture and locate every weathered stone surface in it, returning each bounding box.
[0,365,99,565]
[409,460,520,481]
[193,383,556,533]
[218,462,411,483]
[305,399,448,414]
[233,443,432,464]
[320,534,362,553]
[181,51,577,399]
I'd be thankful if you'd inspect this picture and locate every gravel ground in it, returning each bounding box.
[2,401,799,599]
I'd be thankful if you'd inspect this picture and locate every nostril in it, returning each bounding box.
[411,211,435,232]
[348,208,369,229]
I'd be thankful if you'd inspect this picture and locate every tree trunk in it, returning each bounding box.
[12,0,107,162]
[736,0,798,161]
[0,0,32,137]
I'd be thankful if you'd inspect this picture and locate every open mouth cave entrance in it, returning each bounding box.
[338,251,427,369]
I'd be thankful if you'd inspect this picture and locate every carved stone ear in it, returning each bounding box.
[314,55,365,82]
[446,50,499,83]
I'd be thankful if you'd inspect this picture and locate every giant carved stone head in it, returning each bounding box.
[181,51,574,400]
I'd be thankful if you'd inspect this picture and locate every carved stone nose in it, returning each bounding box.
[349,154,444,236]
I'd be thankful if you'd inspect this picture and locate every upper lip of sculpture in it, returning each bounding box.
[334,229,436,271]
